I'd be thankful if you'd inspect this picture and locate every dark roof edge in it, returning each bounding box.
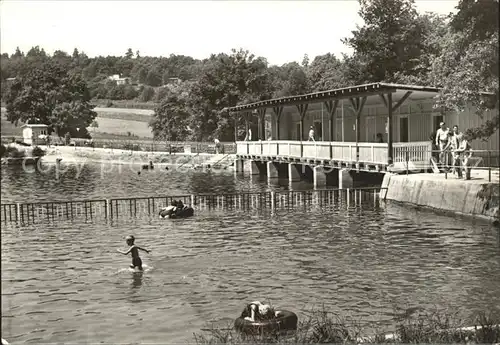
[223,82,495,112]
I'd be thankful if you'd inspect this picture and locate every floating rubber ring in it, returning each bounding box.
[234,310,298,335]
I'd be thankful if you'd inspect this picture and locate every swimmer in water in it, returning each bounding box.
[117,235,151,270]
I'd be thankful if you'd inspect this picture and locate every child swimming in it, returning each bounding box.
[117,235,151,271]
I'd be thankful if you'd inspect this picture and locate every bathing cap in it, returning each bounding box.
[126,235,135,241]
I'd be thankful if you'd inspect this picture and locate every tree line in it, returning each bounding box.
[1,0,498,142]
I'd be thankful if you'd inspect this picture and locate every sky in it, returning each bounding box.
[0,0,459,66]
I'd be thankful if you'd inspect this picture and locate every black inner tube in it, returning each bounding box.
[234,310,298,334]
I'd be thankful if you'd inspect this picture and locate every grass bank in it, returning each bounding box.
[194,308,500,344]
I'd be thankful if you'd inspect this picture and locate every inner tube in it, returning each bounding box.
[170,206,194,218]
[234,310,297,335]
[159,206,194,219]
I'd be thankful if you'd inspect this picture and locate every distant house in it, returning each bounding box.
[108,74,131,85]
[166,77,181,84]
[5,77,16,86]
[22,124,48,145]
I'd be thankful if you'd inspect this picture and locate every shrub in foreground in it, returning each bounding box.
[31,146,46,157]
[193,308,500,344]
[5,145,25,159]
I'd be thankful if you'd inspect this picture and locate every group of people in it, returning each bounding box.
[432,122,472,178]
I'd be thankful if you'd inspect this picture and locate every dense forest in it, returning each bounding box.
[1,0,498,142]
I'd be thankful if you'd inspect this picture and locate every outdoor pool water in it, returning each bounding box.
[1,163,500,343]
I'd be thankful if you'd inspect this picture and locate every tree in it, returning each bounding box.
[4,59,97,137]
[269,62,310,97]
[189,49,273,141]
[140,86,155,102]
[306,53,347,92]
[12,47,24,58]
[125,48,134,59]
[392,13,449,85]
[90,120,99,132]
[342,0,426,83]
[149,86,191,141]
[145,67,162,87]
[429,0,499,140]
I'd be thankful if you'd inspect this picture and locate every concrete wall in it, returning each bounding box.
[380,174,500,221]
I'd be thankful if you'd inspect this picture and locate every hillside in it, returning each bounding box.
[1,107,155,139]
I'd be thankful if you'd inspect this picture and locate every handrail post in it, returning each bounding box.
[16,203,21,222]
[106,199,110,219]
[406,151,409,175]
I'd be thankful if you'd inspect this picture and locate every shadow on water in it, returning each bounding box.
[131,272,143,289]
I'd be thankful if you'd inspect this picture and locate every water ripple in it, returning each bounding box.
[2,166,500,343]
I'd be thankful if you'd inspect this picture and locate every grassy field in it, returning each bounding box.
[95,110,152,123]
[1,107,155,139]
[91,116,153,138]
[92,99,157,110]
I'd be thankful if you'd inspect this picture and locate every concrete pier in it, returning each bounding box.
[381,172,500,222]
[234,159,244,173]
[339,169,353,189]
[244,160,263,175]
[288,163,301,183]
[313,166,326,187]
[267,161,279,179]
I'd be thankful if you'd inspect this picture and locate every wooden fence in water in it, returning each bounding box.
[1,187,385,225]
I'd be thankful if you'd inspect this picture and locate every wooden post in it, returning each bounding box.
[272,106,284,140]
[244,112,250,140]
[16,203,21,222]
[297,103,309,157]
[324,100,339,159]
[272,106,284,155]
[257,109,266,140]
[349,96,367,163]
[232,111,237,143]
[387,93,394,165]
[379,91,412,165]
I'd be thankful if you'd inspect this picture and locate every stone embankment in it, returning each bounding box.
[380,172,500,222]
[39,146,235,168]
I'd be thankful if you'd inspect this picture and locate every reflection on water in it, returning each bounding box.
[1,163,500,343]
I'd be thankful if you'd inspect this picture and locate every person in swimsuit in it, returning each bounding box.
[240,301,281,321]
[117,235,150,270]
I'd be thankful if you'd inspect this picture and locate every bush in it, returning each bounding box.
[6,146,25,159]
[122,143,141,151]
[32,146,46,157]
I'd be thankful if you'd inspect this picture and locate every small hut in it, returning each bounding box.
[22,124,48,145]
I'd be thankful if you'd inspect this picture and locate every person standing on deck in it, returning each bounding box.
[435,122,449,164]
[214,138,221,154]
[308,126,315,141]
[445,125,461,174]
[244,128,252,141]
[455,133,473,179]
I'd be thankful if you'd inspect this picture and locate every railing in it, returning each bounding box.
[236,140,430,165]
[395,148,500,182]
[1,136,237,154]
[393,141,432,164]
[1,188,384,225]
